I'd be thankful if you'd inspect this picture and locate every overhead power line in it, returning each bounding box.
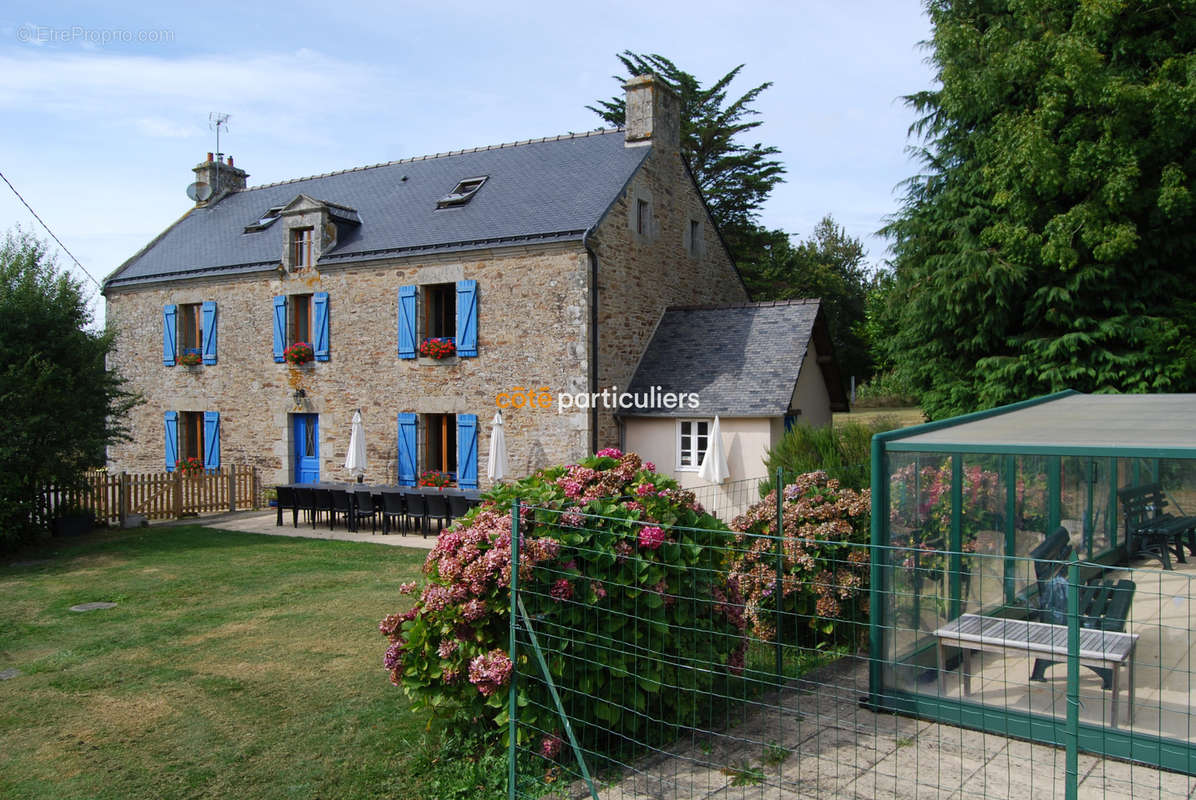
[0,169,103,290]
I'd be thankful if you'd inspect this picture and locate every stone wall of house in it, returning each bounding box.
[105,243,592,487]
[590,145,749,448]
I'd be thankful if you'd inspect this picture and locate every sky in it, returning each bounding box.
[0,1,936,326]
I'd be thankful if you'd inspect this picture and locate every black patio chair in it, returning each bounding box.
[330,489,355,530]
[313,488,334,530]
[405,492,429,538]
[448,493,471,524]
[295,487,317,528]
[425,493,451,535]
[354,490,379,534]
[380,491,406,535]
[275,485,300,527]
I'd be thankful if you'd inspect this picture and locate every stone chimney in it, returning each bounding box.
[192,152,249,206]
[623,75,680,151]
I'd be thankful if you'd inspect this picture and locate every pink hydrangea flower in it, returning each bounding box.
[635,483,655,497]
[596,447,623,458]
[643,461,656,472]
[398,581,418,595]
[540,734,564,759]
[468,649,513,696]
[638,525,666,550]
[550,578,573,602]
[462,598,487,621]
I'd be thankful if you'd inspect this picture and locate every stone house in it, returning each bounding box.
[103,76,767,488]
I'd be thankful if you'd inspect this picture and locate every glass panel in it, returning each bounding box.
[885,452,951,693]
[304,421,316,458]
[961,454,1006,616]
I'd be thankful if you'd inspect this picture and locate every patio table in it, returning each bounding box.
[934,613,1138,727]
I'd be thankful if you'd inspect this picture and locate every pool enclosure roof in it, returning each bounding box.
[880,390,1196,458]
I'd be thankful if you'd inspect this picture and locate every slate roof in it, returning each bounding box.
[104,129,648,290]
[625,300,849,417]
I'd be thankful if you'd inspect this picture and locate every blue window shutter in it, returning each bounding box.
[203,412,221,471]
[398,285,417,359]
[163,305,177,366]
[313,292,330,361]
[456,280,478,357]
[164,411,178,471]
[456,413,478,489]
[397,413,417,486]
[201,301,218,365]
[272,296,287,362]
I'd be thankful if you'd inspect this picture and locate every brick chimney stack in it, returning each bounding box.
[192,152,249,206]
[623,75,680,152]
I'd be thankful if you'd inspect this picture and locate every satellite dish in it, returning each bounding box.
[186,182,213,202]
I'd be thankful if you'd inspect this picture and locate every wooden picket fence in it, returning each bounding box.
[42,466,261,526]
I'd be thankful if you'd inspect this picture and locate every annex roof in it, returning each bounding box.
[624,300,848,417]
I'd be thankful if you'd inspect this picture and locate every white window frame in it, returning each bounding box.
[676,418,712,472]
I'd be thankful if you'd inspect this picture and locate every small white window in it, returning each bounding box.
[677,419,711,471]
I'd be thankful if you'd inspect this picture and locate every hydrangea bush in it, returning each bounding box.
[728,471,871,649]
[380,449,747,759]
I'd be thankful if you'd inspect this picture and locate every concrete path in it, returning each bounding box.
[185,509,440,549]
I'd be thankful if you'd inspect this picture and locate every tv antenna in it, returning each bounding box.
[209,112,230,157]
[209,112,230,191]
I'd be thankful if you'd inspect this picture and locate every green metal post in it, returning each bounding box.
[775,466,785,682]
[1108,457,1119,549]
[868,435,886,704]
[1084,458,1095,558]
[508,499,520,800]
[1065,554,1080,800]
[949,456,963,620]
[1048,457,1062,534]
[1004,454,1017,605]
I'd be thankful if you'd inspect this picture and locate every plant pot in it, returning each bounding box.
[53,512,93,538]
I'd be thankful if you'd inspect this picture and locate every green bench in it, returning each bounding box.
[1027,527,1136,688]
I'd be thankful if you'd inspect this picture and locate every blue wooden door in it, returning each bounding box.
[293,413,320,483]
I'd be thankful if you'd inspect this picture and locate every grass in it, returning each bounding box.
[0,525,441,800]
[834,406,925,429]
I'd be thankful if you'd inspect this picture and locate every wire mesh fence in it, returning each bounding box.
[506,498,1196,799]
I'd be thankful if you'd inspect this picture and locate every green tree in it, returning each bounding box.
[739,216,874,386]
[588,51,786,255]
[884,0,1196,419]
[0,229,137,549]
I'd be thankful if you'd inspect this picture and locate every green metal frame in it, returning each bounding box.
[869,390,1196,776]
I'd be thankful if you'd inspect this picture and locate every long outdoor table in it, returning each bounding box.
[276,483,481,532]
[933,613,1138,727]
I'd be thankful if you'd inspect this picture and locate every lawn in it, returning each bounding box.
[0,526,440,800]
[834,405,925,429]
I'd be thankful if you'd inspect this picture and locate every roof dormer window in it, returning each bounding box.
[243,205,284,233]
[436,176,487,208]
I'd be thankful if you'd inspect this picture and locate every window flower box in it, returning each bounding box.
[176,456,205,476]
[284,341,315,365]
[419,337,456,360]
[418,470,453,489]
[179,349,203,367]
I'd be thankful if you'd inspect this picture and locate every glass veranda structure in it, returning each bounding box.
[868,391,1196,774]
